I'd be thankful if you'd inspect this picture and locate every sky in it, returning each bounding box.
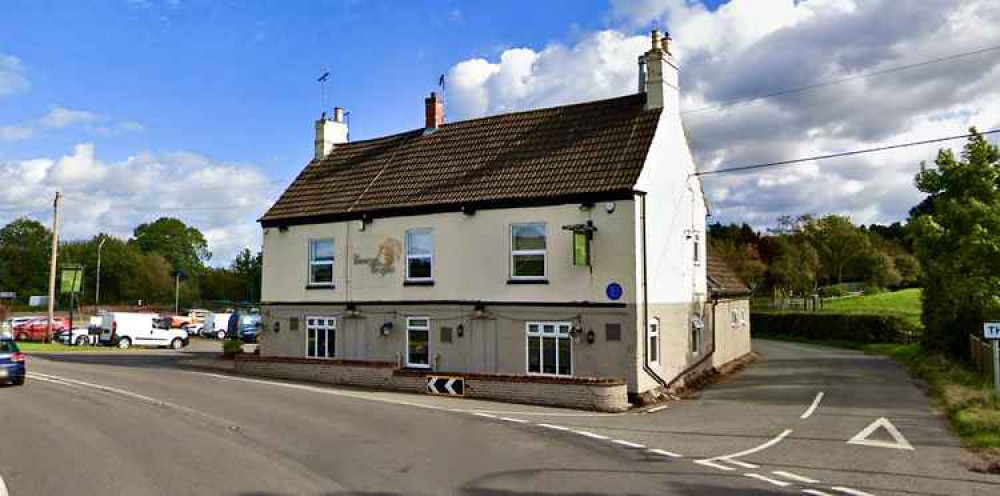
[1,0,998,265]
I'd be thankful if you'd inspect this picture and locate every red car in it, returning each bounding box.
[13,317,68,342]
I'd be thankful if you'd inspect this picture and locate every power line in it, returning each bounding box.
[695,129,1000,177]
[681,43,1000,116]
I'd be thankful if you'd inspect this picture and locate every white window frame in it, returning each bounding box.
[648,317,660,363]
[304,316,336,359]
[308,238,335,286]
[406,316,431,369]
[693,232,701,266]
[510,222,547,280]
[405,228,434,282]
[525,321,573,376]
[691,316,704,354]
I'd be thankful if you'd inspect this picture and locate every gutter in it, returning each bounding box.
[638,193,669,390]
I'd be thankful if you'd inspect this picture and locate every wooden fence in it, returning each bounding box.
[969,334,998,383]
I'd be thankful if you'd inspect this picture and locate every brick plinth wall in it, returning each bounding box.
[235,356,629,413]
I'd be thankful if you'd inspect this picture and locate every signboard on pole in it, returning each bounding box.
[60,265,84,295]
[985,322,1000,341]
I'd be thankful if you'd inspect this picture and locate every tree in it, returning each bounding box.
[911,129,1000,355]
[231,248,262,302]
[768,236,820,296]
[858,250,902,289]
[893,253,921,287]
[710,238,766,290]
[0,218,53,299]
[131,218,210,277]
[801,215,872,285]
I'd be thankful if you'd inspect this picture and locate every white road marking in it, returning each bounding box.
[472,412,497,419]
[773,470,820,484]
[801,392,825,419]
[847,417,913,450]
[646,405,668,413]
[572,430,609,440]
[744,473,791,487]
[831,487,875,496]
[498,417,529,424]
[802,490,834,496]
[647,448,683,458]
[694,459,736,471]
[455,409,621,417]
[611,439,646,449]
[0,471,8,496]
[537,423,571,431]
[724,458,759,469]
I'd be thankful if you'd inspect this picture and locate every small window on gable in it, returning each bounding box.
[648,318,660,363]
[511,223,547,279]
[693,232,701,265]
[309,239,335,286]
[405,229,433,281]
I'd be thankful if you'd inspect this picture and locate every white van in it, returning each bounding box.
[99,312,189,350]
[200,312,232,340]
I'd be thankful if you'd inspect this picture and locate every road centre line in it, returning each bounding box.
[831,487,875,496]
[801,392,825,419]
[802,490,834,496]
[744,473,791,487]
[611,439,646,449]
[647,448,683,458]
[572,430,610,440]
[773,470,820,484]
[537,423,572,431]
[694,459,736,471]
[713,429,793,461]
[498,417,529,424]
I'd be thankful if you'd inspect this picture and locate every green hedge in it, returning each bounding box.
[751,312,918,344]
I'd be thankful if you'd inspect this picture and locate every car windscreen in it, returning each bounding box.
[0,340,19,353]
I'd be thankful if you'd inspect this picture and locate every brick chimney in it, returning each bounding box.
[640,29,679,112]
[425,92,444,131]
[314,106,349,160]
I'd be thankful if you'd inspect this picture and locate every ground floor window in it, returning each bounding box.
[690,316,704,353]
[526,322,572,376]
[648,318,660,363]
[306,317,336,358]
[407,317,431,368]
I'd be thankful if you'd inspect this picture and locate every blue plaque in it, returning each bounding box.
[606,282,623,301]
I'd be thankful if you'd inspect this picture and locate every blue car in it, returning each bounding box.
[0,337,26,386]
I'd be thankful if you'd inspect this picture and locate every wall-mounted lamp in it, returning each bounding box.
[379,321,394,337]
[456,324,465,338]
[604,202,616,214]
[586,329,596,344]
[473,302,487,319]
[272,321,281,334]
[345,303,362,319]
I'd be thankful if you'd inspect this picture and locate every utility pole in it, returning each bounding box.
[46,192,61,343]
[96,236,107,307]
[174,271,181,315]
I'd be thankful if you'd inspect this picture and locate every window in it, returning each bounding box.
[691,316,704,353]
[693,232,701,265]
[526,322,572,376]
[648,318,660,363]
[405,229,433,281]
[305,317,336,358]
[511,223,547,279]
[308,239,335,286]
[406,317,431,368]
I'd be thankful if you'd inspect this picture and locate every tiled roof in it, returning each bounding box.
[260,94,661,225]
[707,251,752,297]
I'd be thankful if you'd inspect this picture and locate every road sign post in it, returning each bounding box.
[985,322,1000,395]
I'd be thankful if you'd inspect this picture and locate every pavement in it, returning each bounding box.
[0,338,997,495]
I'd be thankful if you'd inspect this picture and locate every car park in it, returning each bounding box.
[0,336,26,386]
[98,312,189,350]
[13,317,68,341]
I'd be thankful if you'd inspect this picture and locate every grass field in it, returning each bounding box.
[820,288,923,327]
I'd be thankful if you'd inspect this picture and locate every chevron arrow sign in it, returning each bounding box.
[427,376,465,396]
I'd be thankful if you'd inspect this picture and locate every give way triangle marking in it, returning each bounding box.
[847,417,914,450]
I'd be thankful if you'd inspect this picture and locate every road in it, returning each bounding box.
[0,339,996,495]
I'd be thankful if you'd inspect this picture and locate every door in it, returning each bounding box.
[406,317,431,369]
[468,319,497,373]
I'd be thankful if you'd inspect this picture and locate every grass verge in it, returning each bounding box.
[820,288,923,328]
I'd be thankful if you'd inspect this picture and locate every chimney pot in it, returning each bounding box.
[333,107,344,123]
[650,29,662,50]
[425,92,444,130]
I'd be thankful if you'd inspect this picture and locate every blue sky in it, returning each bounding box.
[2,1,996,264]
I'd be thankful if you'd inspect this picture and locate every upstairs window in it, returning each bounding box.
[405,229,433,281]
[693,232,701,265]
[309,239,335,286]
[511,223,547,279]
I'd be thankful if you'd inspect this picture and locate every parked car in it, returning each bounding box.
[56,327,95,346]
[98,312,189,350]
[227,312,261,343]
[13,317,68,342]
[7,316,42,329]
[0,336,26,386]
[201,312,233,340]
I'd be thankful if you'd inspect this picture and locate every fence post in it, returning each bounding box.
[993,340,1000,396]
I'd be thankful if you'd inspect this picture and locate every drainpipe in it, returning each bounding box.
[639,193,669,390]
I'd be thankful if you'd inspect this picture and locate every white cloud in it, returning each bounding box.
[0,54,29,97]
[0,125,34,141]
[39,106,99,129]
[447,0,1000,228]
[0,144,279,265]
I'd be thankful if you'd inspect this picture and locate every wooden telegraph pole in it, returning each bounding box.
[46,192,61,343]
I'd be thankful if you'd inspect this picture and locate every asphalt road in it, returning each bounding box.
[0,339,997,495]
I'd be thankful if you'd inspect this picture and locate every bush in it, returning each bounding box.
[222,339,244,358]
[752,311,917,344]
[820,285,847,298]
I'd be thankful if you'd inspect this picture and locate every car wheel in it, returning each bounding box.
[16,332,28,341]
[75,336,88,346]
[216,330,226,340]
[117,337,132,349]
[13,377,24,386]
[170,338,184,350]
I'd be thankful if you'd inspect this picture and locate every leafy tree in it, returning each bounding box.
[231,248,262,302]
[801,215,872,285]
[858,250,902,289]
[131,217,210,277]
[768,236,820,295]
[893,253,921,287]
[0,218,53,299]
[710,238,766,290]
[911,129,1000,355]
